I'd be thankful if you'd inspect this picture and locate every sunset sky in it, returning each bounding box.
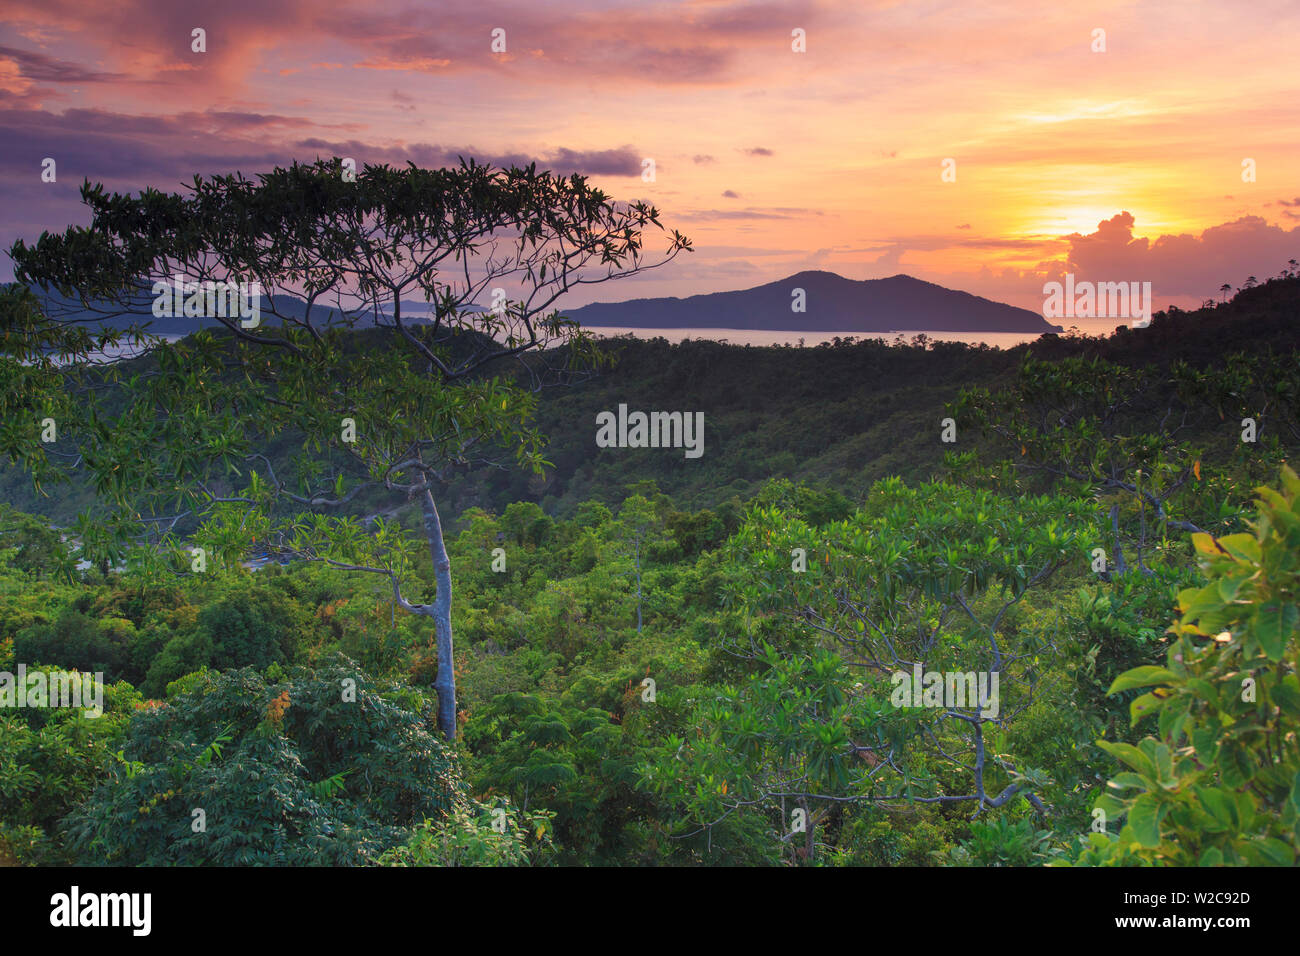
[2,0,1298,316]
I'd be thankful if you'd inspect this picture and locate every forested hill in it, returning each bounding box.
[4,276,1299,528]
[450,275,1300,518]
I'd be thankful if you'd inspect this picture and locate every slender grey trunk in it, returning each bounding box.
[420,487,457,740]
[634,534,643,633]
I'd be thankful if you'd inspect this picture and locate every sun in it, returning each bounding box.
[1043,206,1131,238]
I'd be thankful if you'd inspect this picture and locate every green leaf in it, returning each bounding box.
[1129,692,1166,726]
[1214,533,1261,563]
[1109,666,1179,695]
[1217,738,1255,789]
[1097,740,1157,779]
[1105,772,1150,792]
[1254,602,1297,662]
[1178,583,1227,622]
[1128,794,1162,848]
[1140,739,1174,784]
[1241,838,1294,866]
[1269,676,1300,716]
[1191,726,1221,763]
[1186,678,1219,707]
[1194,787,1235,831]
[1217,573,1251,603]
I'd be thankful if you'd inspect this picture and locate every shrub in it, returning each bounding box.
[62,655,459,865]
[1078,467,1300,865]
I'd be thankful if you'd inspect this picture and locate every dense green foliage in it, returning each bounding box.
[2,275,1298,866]
[61,658,460,865]
[1079,467,1300,866]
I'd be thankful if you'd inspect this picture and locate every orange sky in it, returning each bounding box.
[2,0,1298,316]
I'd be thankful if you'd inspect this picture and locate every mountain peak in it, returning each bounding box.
[565,271,1061,334]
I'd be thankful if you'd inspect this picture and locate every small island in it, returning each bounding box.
[564,270,1063,334]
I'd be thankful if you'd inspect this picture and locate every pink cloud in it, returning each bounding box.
[1054,211,1300,295]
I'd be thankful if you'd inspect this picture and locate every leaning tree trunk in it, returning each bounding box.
[420,487,457,740]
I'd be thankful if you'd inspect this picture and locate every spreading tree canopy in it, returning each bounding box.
[6,157,691,738]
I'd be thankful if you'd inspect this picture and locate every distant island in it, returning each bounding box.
[563,270,1063,334]
[24,269,1062,338]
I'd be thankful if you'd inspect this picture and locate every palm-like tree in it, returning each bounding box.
[1219,282,1232,303]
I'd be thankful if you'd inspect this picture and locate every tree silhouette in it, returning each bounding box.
[8,157,691,738]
